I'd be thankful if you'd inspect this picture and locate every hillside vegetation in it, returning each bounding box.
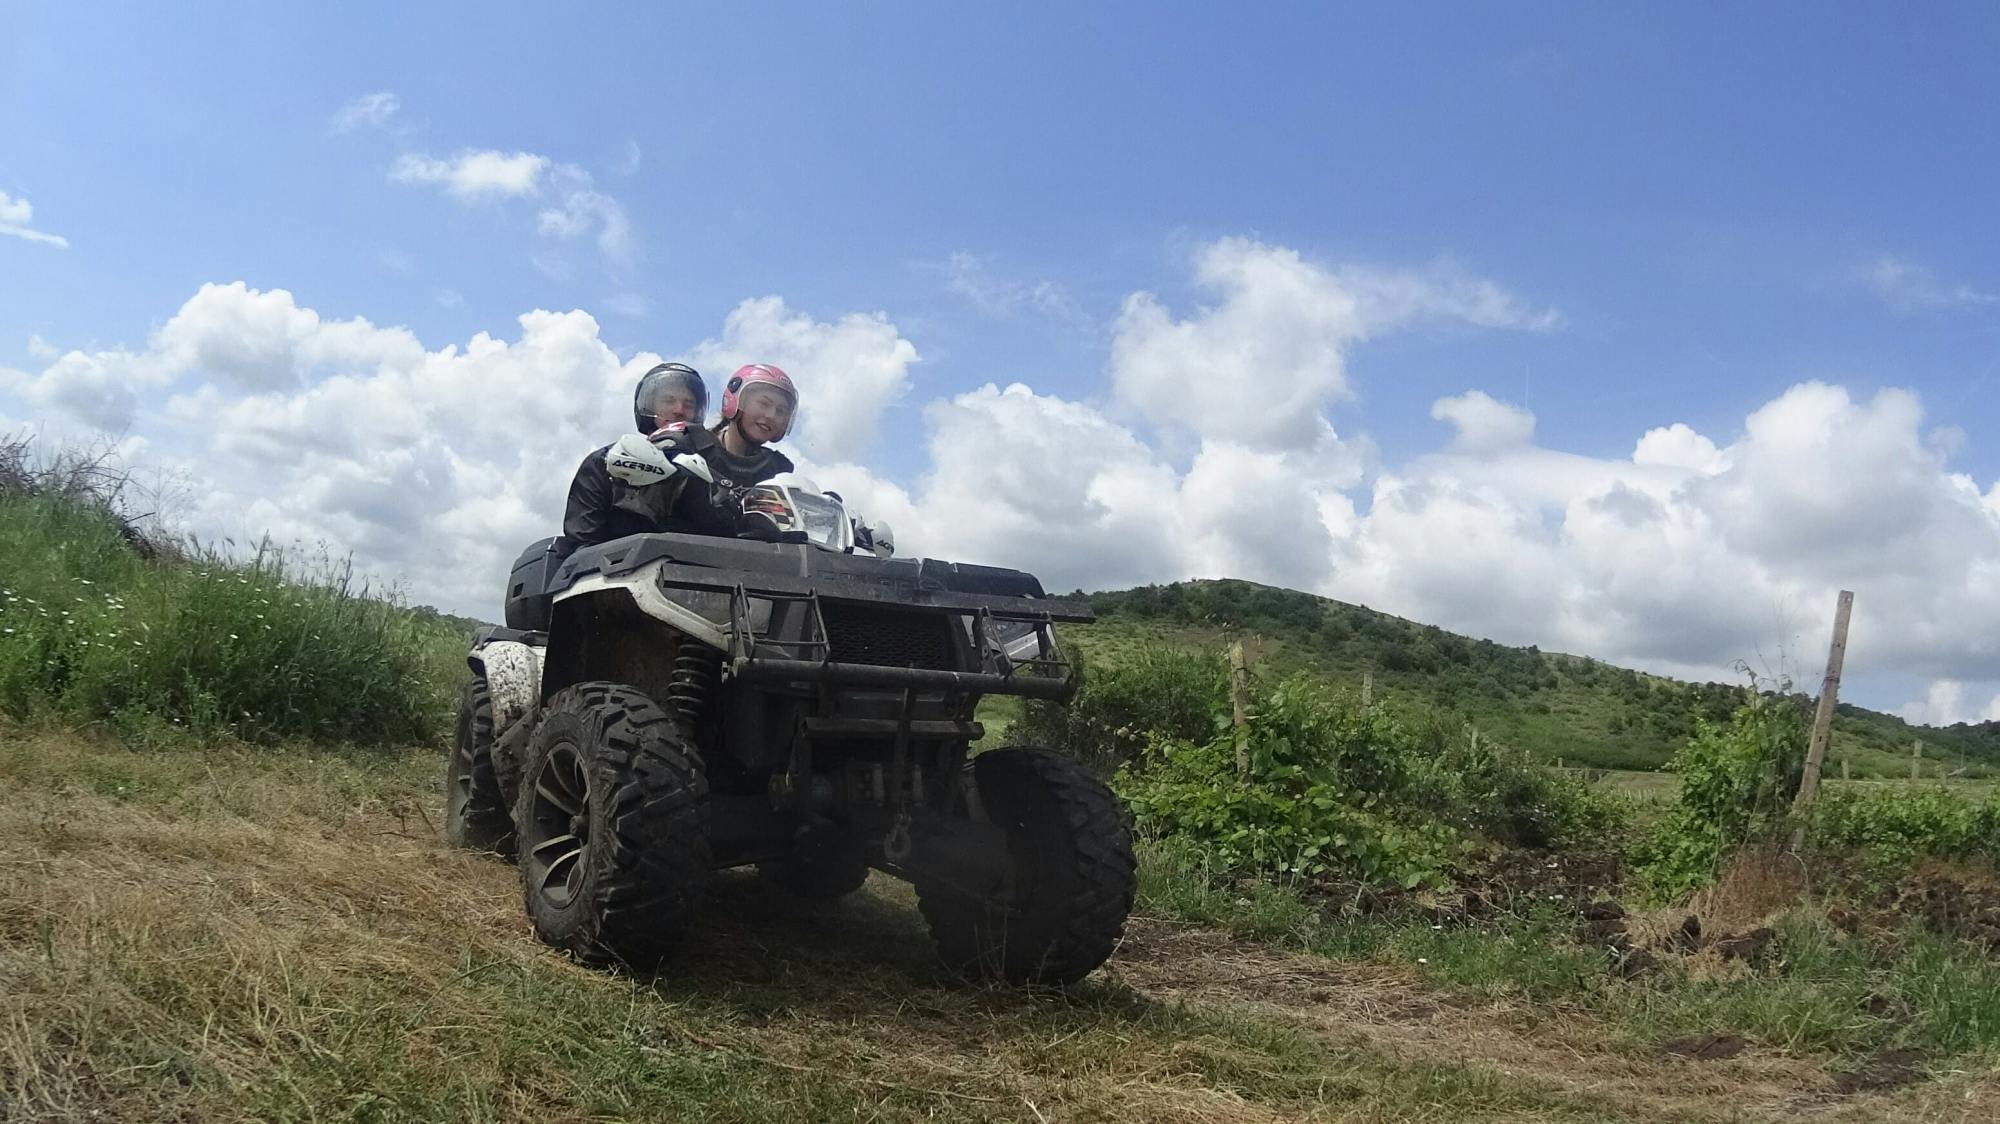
[0,442,466,744]
[1073,579,1998,776]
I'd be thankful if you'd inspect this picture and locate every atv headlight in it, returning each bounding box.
[741,483,854,553]
[789,490,854,553]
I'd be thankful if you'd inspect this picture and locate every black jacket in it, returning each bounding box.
[561,427,795,547]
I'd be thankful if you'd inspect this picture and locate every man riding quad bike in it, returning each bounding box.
[446,373,1135,985]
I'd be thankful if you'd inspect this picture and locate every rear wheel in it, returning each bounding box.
[515,682,710,968]
[444,678,513,855]
[917,747,1136,985]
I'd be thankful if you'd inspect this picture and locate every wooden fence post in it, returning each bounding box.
[1790,590,1854,845]
[1840,758,1850,782]
[1911,739,1923,782]
[1361,670,1373,708]
[1229,640,1251,779]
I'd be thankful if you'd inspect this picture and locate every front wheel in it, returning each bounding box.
[515,682,711,968]
[917,748,1136,986]
[444,678,513,856]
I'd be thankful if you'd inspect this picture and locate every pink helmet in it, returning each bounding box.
[722,363,798,439]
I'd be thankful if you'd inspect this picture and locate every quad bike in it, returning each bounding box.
[444,466,1135,985]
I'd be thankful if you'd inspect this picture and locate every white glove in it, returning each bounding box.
[605,433,673,486]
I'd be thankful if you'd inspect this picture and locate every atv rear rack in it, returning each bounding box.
[647,561,1087,700]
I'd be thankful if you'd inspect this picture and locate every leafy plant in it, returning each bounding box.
[1018,644,1228,773]
[1634,693,1807,898]
[1810,786,2000,865]
[1115,674,1461,888]
[1401,711,1629,850]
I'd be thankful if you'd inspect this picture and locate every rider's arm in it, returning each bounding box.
[561,449,616,546]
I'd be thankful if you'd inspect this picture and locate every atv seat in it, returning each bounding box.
[504,536,571,632]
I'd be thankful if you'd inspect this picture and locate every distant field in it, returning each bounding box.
[1582,768,2000,806]
[1578,768,1679,802]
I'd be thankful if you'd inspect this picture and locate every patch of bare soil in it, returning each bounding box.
[1662,1034,1749,1062]
[1304,848,1625,925]
[1831,1048,1926,1095]
[1860,870,2000,952]
[1107,918,2000,1123]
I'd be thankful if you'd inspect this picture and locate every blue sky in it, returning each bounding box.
[5,3,2000,717]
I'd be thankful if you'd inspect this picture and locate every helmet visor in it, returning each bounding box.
[636,366,708,429]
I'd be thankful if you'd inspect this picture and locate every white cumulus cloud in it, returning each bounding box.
[1431,390,1536,454]
[390,148,629,268]
[391,150,550,200]
[2,283,663,610]
[1330,381,2000,695]
[331,91,400,133]
[0,191,69,248]
[1633,422,1726,473]
[535,164,631,263]
[1900,680,2000,727]
[1110,238,1556,449]
[804,384,1367,596]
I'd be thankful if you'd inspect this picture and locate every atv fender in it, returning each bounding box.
[471,640,544,736]
[553,569,729,650]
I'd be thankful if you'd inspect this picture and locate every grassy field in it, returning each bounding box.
[7,726,2000,1123]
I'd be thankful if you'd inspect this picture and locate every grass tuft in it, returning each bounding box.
[0,469,466,745]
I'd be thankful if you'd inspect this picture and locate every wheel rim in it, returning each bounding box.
[525,742,590,909]
[446,708,476,826]
[447,745,473,824]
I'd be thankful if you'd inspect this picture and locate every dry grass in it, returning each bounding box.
[4,727,1996,1122]
[1685,848,1812,935]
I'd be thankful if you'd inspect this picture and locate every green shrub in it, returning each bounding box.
[1115,675,1461,888]
[0,491,465,745]
[1092,652,1634,887]
[1401,711,1629,850]
[1634,693,1806,898]
[1810,786,2000,865]
[1018,644,1227,772]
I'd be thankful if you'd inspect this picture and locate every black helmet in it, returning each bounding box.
[633,362,708,431]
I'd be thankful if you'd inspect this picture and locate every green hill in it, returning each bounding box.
[1067,579,2000,777]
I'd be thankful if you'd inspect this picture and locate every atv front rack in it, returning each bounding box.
[647,560,1088,700]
